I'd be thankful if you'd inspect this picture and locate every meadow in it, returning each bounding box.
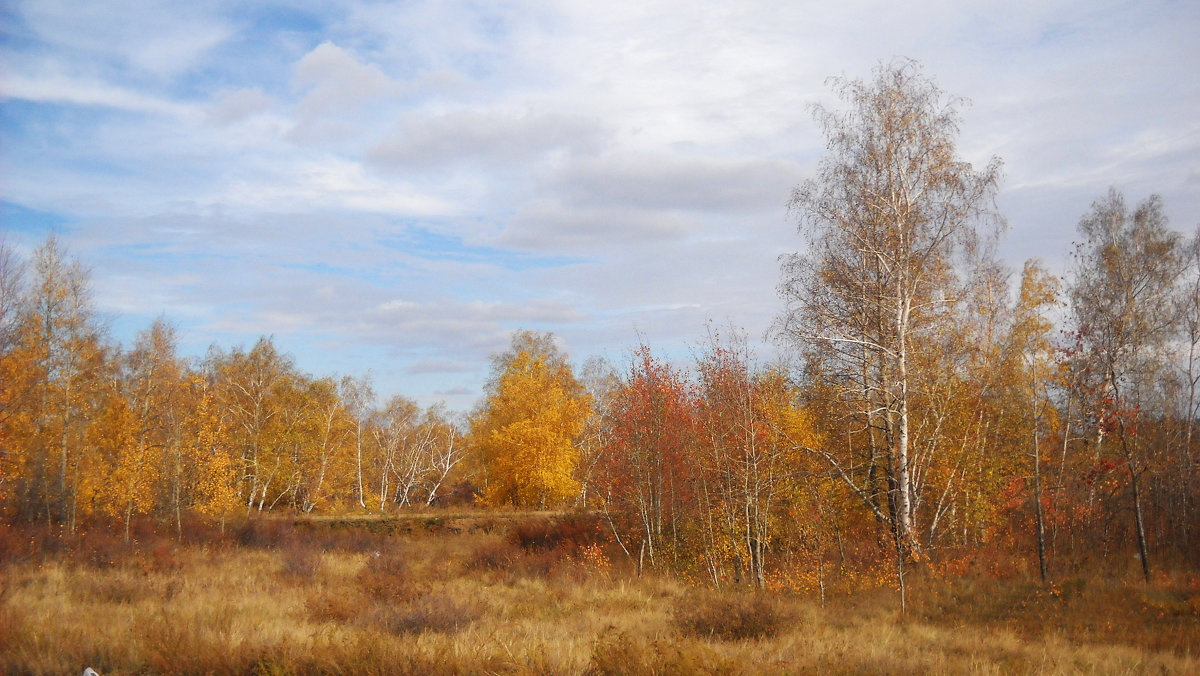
[1,513,1197,675]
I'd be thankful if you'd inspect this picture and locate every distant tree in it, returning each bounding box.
[1008,260,1061,583]
[339,374,375,509]
[208,337,295,514]
[597,344,695,571]
[294,377,353,513]
[471,330,590,508]
[1067,189,1186,583]
[576,355,620,508]
[0,238,26,506]
[180,374,239,529]
[3,236,110,529]
[116,318,184,540]
[693,328,819,589]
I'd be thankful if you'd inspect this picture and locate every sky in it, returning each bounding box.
[1,0,1198,411]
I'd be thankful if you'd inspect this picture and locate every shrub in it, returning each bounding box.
[74,527,134,569]
[465,537,519,571]
[512,548,561,579]
[234,518,295,549]
[357,544,413,600]
[317,524,384,553]
[435,480,479,508]
[364,592,480,635]
[307,589,362,624]
[0,522,25,564]
[280,539,322,578]
[507,514,602,554]
[177,514,227,546]
[586,631,731,675]
[143,540,181,573]
[673,591,787,641]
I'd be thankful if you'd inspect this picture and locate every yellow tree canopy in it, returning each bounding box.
[473,332,590,508]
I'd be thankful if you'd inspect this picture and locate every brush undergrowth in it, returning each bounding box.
[1,514,1196,675]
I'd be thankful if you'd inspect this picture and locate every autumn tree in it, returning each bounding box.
[179,374,240,528]
[292,377,354,513]
[420,404,466,506]
[576,356,620,507]
[3,236,111,529]
[208,337,296,514]
[597,345,695,571]
[1176,232,1200,549]
[370,395,423,510]
[471,330,590,509]
[0,238,26,505]
[1067,189,1186,582]
[339,374,375,509]
[1004,260,1061,582]
[693,329,820,588]
[777,60,1003,570]
[115,318,184,540]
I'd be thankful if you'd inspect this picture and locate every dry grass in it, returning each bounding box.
[1,516,1197,675]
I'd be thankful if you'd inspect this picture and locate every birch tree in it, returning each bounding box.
[777,60,1003,568]
[1067,189,1185,583]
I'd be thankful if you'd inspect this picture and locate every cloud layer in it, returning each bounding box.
[2,0,1197,408]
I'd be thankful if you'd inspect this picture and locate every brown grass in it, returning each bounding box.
[1,516,1196,675]
[673,590,788,641]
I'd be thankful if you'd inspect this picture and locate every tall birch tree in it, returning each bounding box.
[777,60,1003,565]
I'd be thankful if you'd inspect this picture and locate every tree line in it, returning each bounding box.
[1,61,1196,593]
[0,245,466,540]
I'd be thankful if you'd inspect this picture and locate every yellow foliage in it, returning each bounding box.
[473,346,590,508]
[183,377,240,521]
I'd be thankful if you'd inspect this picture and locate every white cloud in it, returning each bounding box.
[0,72,194,117]
[408,360,476,375]
[547,155,801,213]
[207,88,276,125]
[220,157,455,215]
[293,42,401,116]
[367,109,605,168]
[501,201,693,252]
[15,0,232,78]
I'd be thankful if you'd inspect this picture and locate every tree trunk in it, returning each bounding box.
[1032,401,1048,584]
[1128,455,1152,584]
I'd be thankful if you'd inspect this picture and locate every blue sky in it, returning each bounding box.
[2,0,1198,410]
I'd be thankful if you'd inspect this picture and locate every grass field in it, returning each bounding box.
[1,513,1197,674]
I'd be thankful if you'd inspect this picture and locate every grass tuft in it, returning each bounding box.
[465,536,519,571]
[673,590,787,641]
[364,591,481,635]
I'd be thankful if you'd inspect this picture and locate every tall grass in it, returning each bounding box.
[1,515,1196,675]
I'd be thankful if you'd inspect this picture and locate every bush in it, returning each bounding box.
[234,518,295,549]
[306,589,362,624]
[74,527,134,569]
[673,592,787,641]
[357,544,413,600]
[586,631,731,675]
[0,521,30,563]
[315,524,384,553]
[178,515,227,546]
[364,592,480,635]
[145,540,181,573]
[465,537,519,571]
[280,539,322,578]
[507,514,602,554]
